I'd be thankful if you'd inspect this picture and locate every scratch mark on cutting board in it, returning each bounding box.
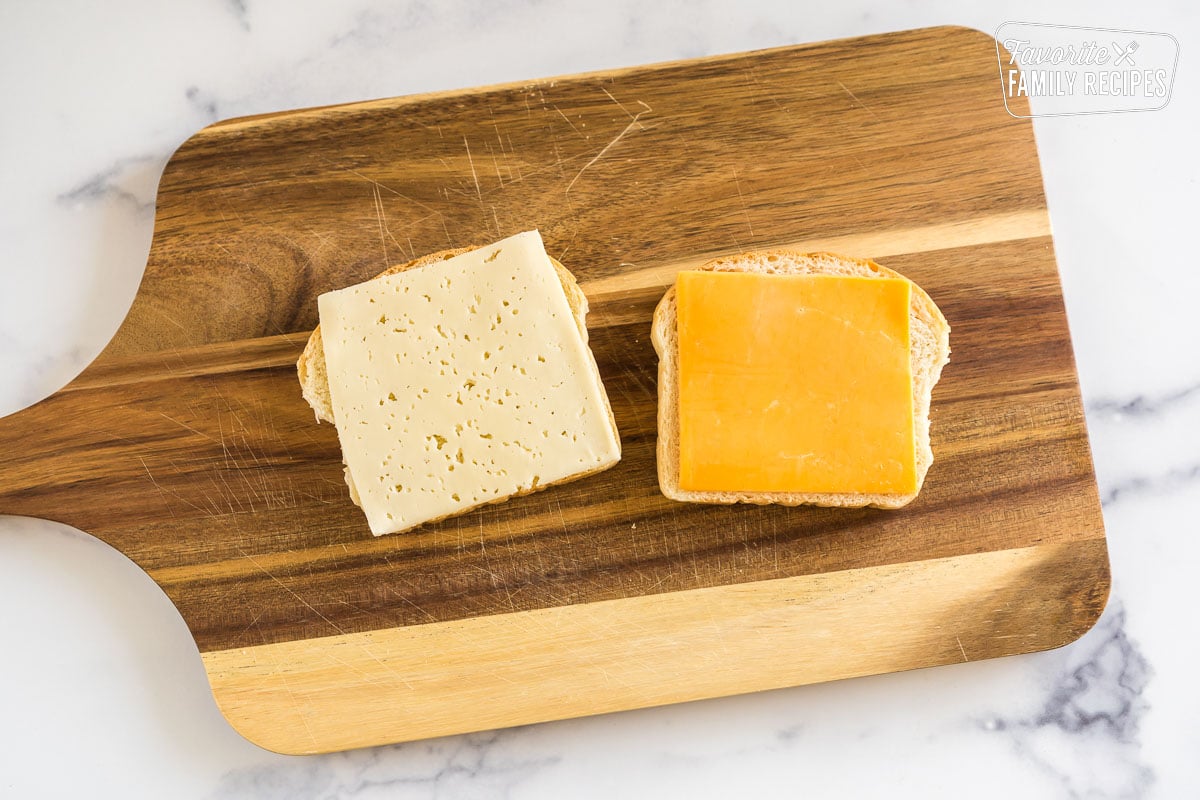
[370,186,419,268]
[564,102,652,196]
[553,496,569,533]
[157,410,222,446]
[600,86,636,120]
[215,389,285,512]
[214,465,247,514]
[147,305,189,334]
[224,610,264,649]
[731,167,757,242]
[215,408,234,469]
[836,80,880,121]
[317,155,445,218]
[956,635,969,662]
[237,548,359,636]
[270,662,320,750]
[387,585,439,625]
[227,529,413,693]
[372,183,389,268]
[161,454,228,517]
[558,225,579,262]
[550,135,566,180]
[476,513,502,589]
[489,107,506,150]
[551,105,585,137]
[323,643,406,690]
[506,134,522,181]
[486,142,507,187]
[138,457,181,519]
[142,455,224,517]
[463,136,482,202]
[770,515,780,573]
[742,64,788,114]
[302,224,335,249]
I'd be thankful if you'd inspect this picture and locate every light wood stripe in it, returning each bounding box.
[202,539,1107,754]
[580,209,1051,298]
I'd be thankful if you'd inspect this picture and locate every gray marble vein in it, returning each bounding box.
[1086,378,1200,508]
[226,0,250,32]
[981,603,1153,799]
[185,85,222,123]
[1102,461,1200,506]
[211,731,559,800]
[56,154,166,215]
[1087,380,1200,420]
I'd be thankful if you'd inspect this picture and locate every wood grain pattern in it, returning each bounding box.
[0,26,1109,753]
[205,539,1108,754]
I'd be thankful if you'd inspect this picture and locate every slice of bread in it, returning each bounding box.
[651,251,950,508]
[298,244,618,530]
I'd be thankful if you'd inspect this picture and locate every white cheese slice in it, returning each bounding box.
[317,230,620,536]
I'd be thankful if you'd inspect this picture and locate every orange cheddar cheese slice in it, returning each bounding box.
[675,270,916,494]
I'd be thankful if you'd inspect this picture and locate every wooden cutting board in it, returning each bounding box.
[0,26,1109,754]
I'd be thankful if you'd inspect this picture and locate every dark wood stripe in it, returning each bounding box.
[1,233,1101,650]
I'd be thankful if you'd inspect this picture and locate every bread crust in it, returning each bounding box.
[651,251,950,508]
[297,246,620,534]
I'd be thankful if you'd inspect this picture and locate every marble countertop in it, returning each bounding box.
[2,1,1196,797]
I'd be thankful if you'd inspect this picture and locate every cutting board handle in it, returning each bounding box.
[0,331,311,540]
